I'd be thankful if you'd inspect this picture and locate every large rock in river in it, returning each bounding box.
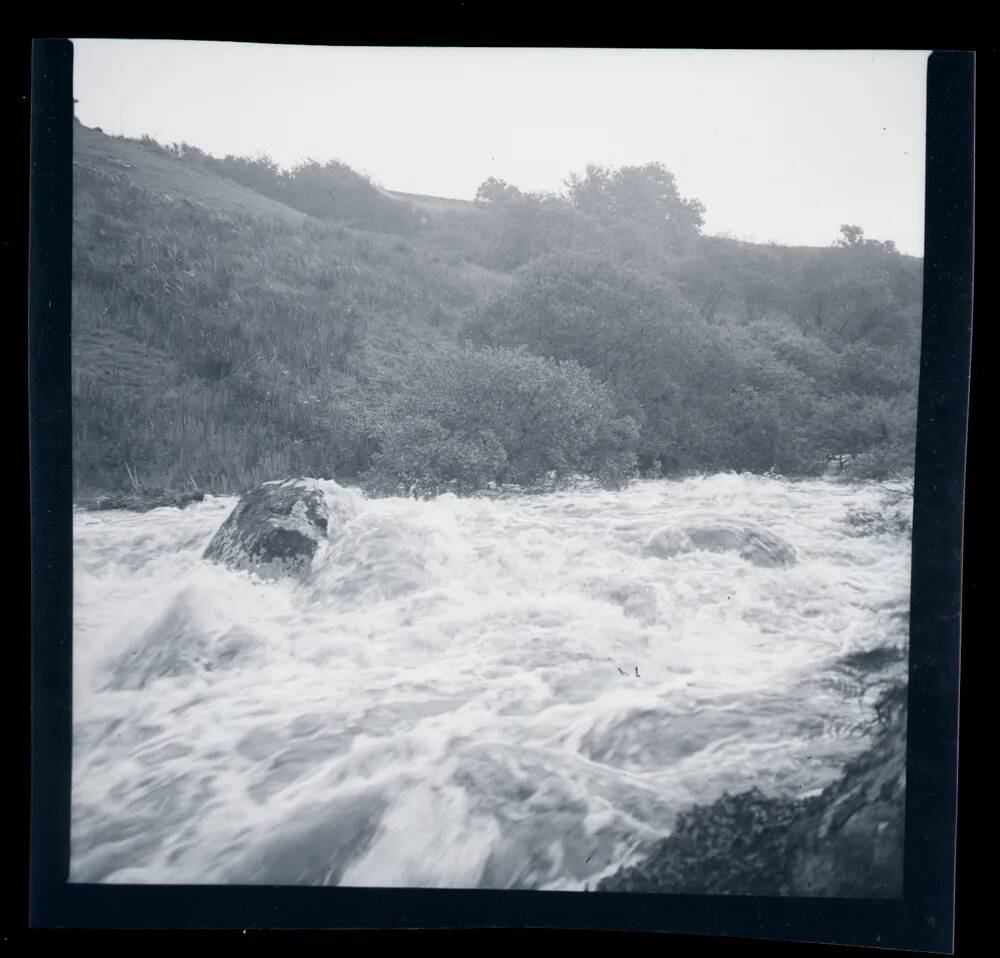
[203,479,330,579]
[646,520,797,568]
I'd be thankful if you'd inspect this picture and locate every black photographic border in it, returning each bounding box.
[28,40,973,950]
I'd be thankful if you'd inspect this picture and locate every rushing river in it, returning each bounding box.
[71,474,911,889]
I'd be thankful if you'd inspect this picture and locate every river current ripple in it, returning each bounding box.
[71,474,911,889]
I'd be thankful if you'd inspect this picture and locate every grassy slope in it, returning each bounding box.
[74,125,309,226]
[72,123,508,499]
[385,189,481,215]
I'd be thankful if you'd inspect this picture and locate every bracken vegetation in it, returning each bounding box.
[72,123,923,500]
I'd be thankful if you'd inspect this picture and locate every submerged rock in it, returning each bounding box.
[106,590,260,691]
[646,521,797,568]
[203,478,330,579]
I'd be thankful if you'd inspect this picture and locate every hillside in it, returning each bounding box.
[385,189,481,215]
[72,123,511,497]
[71,123,923,500]
[74,124,309,226]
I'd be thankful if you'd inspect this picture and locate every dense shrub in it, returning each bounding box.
[468,246,920,477]
[362,344,639,496]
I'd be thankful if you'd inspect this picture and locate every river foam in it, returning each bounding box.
[71,473,912,889]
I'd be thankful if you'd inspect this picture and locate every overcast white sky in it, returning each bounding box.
[72,42,930,255]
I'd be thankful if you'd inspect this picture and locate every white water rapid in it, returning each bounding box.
[71,474,911,889]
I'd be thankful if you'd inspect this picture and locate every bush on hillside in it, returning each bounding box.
[362,344,639,497]
[469,252,919,478]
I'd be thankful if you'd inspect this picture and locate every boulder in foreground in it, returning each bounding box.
[203,479,330,579]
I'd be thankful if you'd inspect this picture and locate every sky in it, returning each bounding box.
[72,42,930,255]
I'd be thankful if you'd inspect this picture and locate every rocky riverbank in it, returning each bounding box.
[78,488,206,513]
[598,681,907,897]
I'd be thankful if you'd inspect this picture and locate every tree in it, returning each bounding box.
[566,162,705,251]
[835,224,866,248]
[835,225,901,256]
[474,177,524,209]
